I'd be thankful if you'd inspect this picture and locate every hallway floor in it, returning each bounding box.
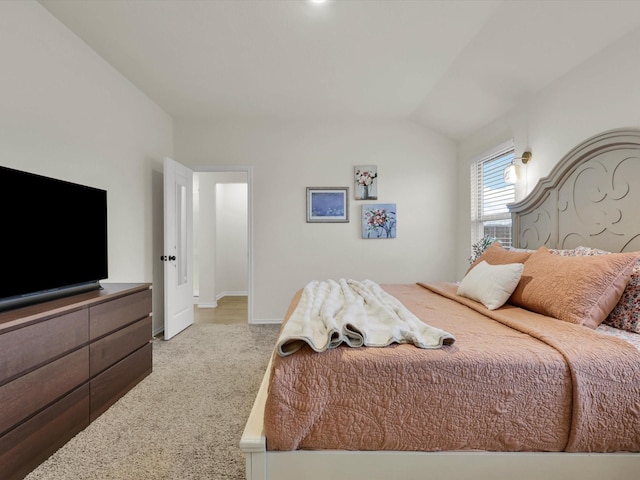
[194,296,247,324]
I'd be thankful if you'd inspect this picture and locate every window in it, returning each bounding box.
[470,142,515,248]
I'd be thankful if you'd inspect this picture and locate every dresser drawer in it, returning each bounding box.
[90,316,151,377]
[90,342,152,421]
[0,384,90,480]
[89,288,152,340]
[0,309,88,384]
[0,346,89,436]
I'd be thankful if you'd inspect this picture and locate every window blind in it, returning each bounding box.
[470,143,515,248]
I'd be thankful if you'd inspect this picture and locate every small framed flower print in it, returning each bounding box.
[354,165,378,200]
[362,203,396,238]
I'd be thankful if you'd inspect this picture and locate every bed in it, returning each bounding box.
[240,128,640,480]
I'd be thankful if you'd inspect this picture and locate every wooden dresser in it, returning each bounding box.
[0,283,153,480]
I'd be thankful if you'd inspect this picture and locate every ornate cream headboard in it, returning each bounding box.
[508,128,640,253]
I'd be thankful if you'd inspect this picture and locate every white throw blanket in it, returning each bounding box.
[276,279,456,356]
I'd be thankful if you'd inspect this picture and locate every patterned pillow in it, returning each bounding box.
[548,248,580,256]
[557,246,640,333]
[569,246,611,256]
[506,246,575,256]
[606,262,640,333]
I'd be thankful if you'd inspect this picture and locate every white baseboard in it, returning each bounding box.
[194,292,246,311]
[195,302,218,308]
[250,318,283,325]
[216,291,248,300]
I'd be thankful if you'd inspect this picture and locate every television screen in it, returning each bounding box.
[0,165,107,310]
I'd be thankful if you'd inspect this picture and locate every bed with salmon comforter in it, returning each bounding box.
[241,129,640,480]
[265,281,640,454]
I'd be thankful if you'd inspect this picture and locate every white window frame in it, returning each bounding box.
[470,140,515,248]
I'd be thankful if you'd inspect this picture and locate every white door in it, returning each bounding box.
[163,157,194,340]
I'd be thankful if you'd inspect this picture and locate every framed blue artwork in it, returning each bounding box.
[306,187,349,223]
[362,203,396,238]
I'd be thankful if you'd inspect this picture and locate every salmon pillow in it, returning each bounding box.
[509,246,640,328]
[468,242,533,273]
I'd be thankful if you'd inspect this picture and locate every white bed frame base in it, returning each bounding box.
[241,128,640,480]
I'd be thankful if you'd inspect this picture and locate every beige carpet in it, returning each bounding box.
[25,323,280,480]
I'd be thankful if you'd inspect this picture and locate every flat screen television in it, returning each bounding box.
[0,165,108,311]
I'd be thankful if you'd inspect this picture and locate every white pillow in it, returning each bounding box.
[457,260,524,310]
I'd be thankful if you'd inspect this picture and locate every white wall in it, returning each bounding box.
[175,120,457,322]
[456,27,640,280]
[194,172,248,307]
[0,2,173,332]
[216,182,248,297]
[193,172,213,304]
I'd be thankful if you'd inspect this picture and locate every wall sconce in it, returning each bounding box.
[518,150,532,164]
[503,149,532,184]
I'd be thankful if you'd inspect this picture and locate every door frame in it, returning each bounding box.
[194,165,254,324]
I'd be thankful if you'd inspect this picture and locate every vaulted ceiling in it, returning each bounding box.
[39,0,640,141]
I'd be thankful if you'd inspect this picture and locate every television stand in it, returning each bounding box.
[0,283,152,480]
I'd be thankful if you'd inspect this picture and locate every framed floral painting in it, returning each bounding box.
[306,187,349,223]
[354,165,377,200]
[362,203,396,238]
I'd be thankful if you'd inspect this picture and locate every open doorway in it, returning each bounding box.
[192,168,251,324]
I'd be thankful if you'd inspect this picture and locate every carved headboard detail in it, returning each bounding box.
[508,128,640,253]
